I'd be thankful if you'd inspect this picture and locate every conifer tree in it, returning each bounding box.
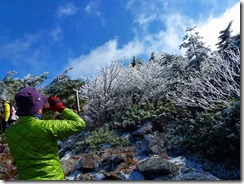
[216,21,233,51]
[44,67,85,110]
[0,71,48,100]
[179,26,211,70]
[130,56,142,67]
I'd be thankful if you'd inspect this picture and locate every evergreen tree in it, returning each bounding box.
[216,20,240,56]
[44,67,85,111]
[156,52,184,66]
[216,21,240,85]
[216,21,233,51]
[130,56,142,67]
[0,71,48,100]
[21,72,48,87]
[179,26,211,70]
[149,51,156,62]
[231,34,240,49]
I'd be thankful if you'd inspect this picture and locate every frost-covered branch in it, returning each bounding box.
[79,60,131,125]
[80,54,187,125]
[167,50,240,109]
[21,72,48,87]
[126,56,186,103]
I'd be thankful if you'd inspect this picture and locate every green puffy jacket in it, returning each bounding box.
[5,108,86,180]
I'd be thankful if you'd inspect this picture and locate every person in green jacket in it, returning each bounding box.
[5,87,86,180]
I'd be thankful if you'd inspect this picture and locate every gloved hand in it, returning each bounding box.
[47,96,66,113]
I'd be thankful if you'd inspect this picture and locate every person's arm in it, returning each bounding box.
[43,96,86,140]
[42,108,86,140]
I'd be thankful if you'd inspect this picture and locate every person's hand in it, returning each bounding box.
[47,96,66,113]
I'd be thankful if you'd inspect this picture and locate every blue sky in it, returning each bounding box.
[0,0,240,84]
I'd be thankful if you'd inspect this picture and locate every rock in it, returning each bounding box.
[61,155,81,175]
[82,153,100,173]
[136,155,179,179]
[94,173,106,180]
[127,170,145,180]
[174,167,220,180]
[103,172,122,180]
[168,156,186,166]
[66,170,82,180]
[134,139,153,157]
[78,173,94,180]
[99,155,125,172]
[131,122,153,141]
[0,153,17,180]
[145,131,167,155]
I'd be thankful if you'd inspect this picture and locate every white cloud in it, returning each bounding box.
[137,13,157,27]
[57,3,78,18]
[126,0,194,55]
[50,27,62,41]
[198,2,240,50]
[66,1,240,79]
[67,39,145,78]
[127,0,164,28]
[84,1,107,27]
[0,33,51,76]
[85,1,102,17]
[161,13,194,54]
[0,34,41,59]
[66,12,191,79]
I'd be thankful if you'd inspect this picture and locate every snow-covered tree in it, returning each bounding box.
[0,71,19,99]
[126,53,186,104]
[79,54,187,126]
[21,72,48,87]
[216,21,233,51]
[44,67,85,110]
[167,49,240,109]
[130,56,143,67]
[216,21,240,59]
[231,34,240,49]
[0,71,48,100]
[78,60,130,126]
[179,26,211,70]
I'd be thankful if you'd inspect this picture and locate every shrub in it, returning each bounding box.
[170,100,240,162]
[111,100,178,132]
[77,125,129,151]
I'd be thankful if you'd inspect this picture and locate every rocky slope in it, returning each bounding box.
[0,121,240,180]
